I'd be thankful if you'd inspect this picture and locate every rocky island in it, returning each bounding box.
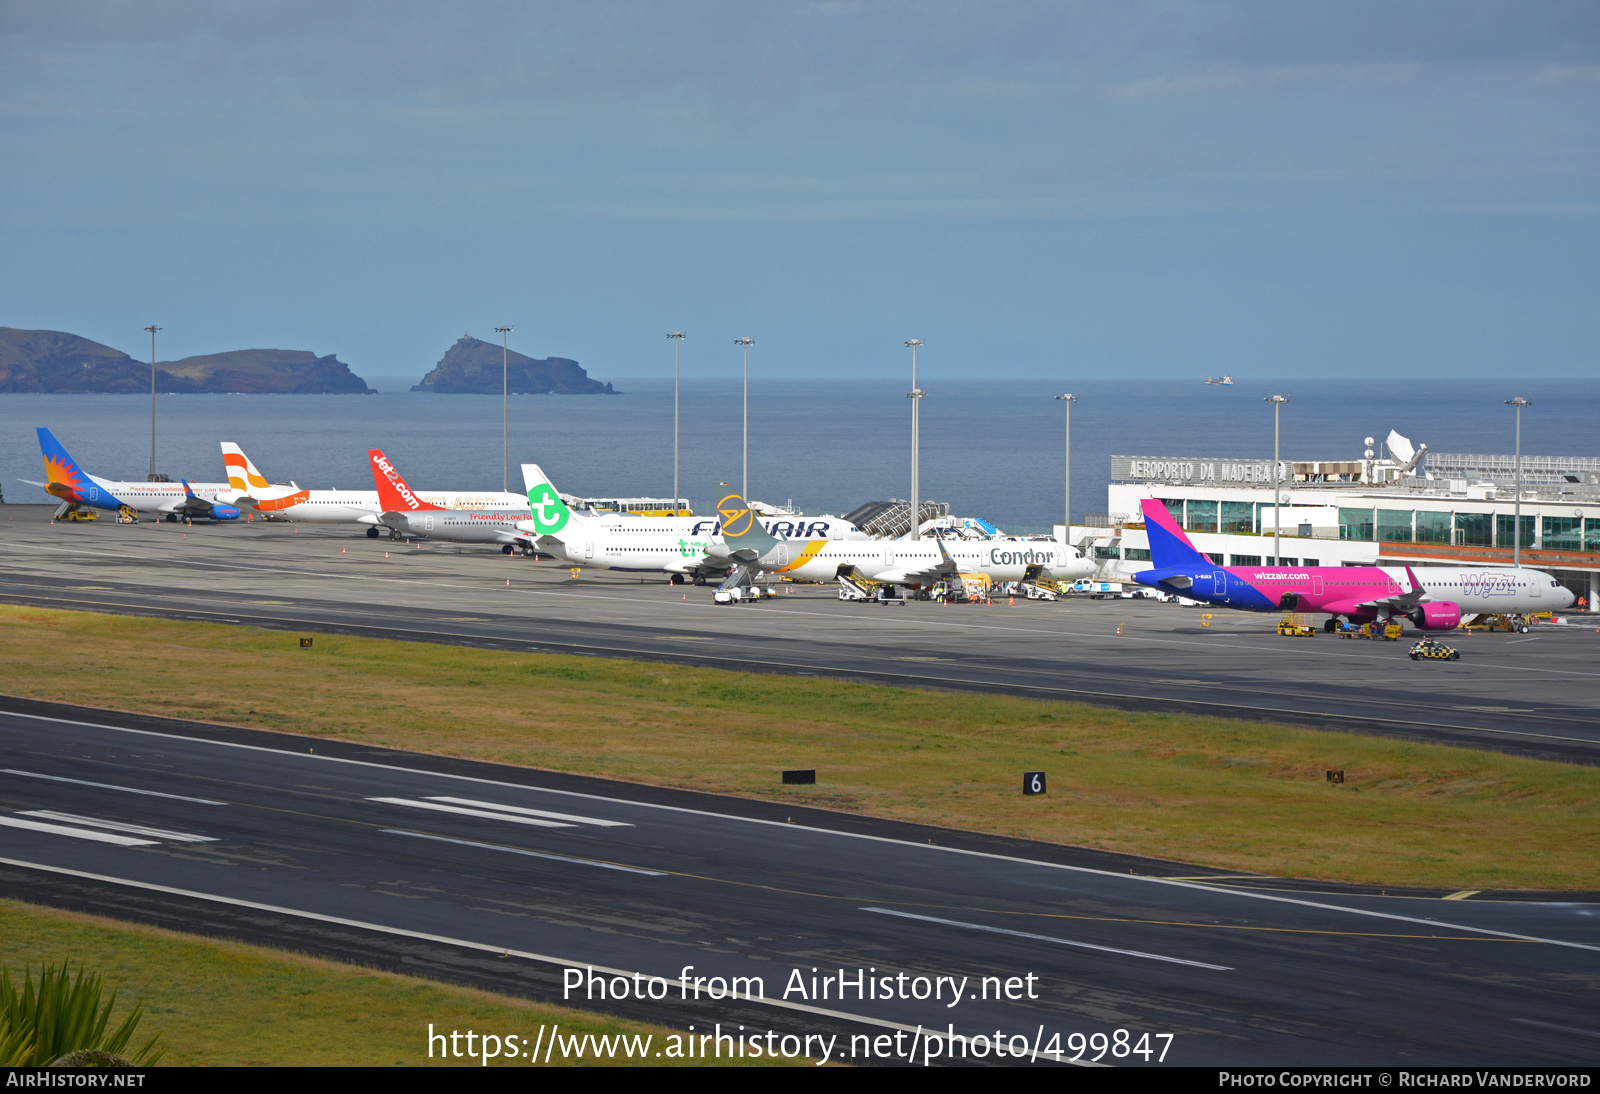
[0,328,373,393]
[411,335,614,394]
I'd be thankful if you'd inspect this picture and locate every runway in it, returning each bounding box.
[2,506,1599,764]
[1,698,1597,1066]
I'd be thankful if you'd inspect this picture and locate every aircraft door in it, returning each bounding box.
[883,547,895,567]
[585,541,594,560]
[1312,575,1324,595]
[777,546,789,565]
[1213,570,1228,602]
[424,515,433,532]
[1530,578,1541,599]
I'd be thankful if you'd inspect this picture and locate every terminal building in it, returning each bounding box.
[1061,431,1600,610]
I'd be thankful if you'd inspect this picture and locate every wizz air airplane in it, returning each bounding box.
[706,493,1096,588]
[1132,498,1573,630]
[220,443,529,537]
[28,428,241,522]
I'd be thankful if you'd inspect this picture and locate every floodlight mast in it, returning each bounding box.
[734,337,754,500]
[668,332,686,514]
[1505,397,1531,567]
[496,326,514,493]
[1055,394,1077,536]
[1265,395,1290,564]
[905,340,924,539]
[145,325,162,478]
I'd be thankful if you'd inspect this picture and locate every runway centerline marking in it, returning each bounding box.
[0,856,1091,1065]
[424,796,631,827]
[10,708,1600,952]
[1,768,228,805]
[862,907,1232,970]
[0,816,155,846]
[366,797,575,828]
[385,830,662,875]
[17,811,215,843]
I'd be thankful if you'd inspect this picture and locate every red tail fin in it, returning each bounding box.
[369,449,446,512]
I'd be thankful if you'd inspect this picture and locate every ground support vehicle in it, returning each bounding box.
[1409,638,1460,661]
[1277,613,1316,637]
[1461,613,1531,634]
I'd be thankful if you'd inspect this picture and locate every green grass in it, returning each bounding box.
[0,900,796,1066]
[0,604,1595,890]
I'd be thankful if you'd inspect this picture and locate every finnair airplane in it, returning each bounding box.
[519,465,868,542]
[707,493,1095,587]
[516,474,728,581]
[220,443,529,536]
[1132,498,1573,629]
[28,428,240,522]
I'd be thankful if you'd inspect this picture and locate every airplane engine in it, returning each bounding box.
[1409,602,1461,631]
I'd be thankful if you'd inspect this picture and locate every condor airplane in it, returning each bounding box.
[1132,498,1573,630]
[707,493,1095,587]
[28,428,240,521]
[221,443,528,536]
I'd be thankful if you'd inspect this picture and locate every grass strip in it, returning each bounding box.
[0,604,1595,890]
[0,898,795,1066]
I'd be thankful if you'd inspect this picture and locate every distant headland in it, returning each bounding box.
[0,327,616,395]
[411,334,615,395]
[0,328,373,394]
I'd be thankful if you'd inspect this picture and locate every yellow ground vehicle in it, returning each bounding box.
[1460,613,1531,634]
[1359,621,1404,641]
[1409,638,1460,662]
[1277,613,1316,637]
[61,509,97,521]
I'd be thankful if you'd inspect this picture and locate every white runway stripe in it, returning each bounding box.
[384,830,663,875]
[366,797,574,828]
[2,768,227,805]
[0,816,155,846]
[862,907,1233,970]
[423,796,631,827]
[19,811,216,843]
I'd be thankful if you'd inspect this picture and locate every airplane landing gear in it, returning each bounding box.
[1323,617,1338,633]
[366,527,380,538]
[693,574,707,586]
[501,544,514,555]
[669,574,685,585]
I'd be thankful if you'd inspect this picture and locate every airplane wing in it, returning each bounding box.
[875,540,959,585]
[1355,566,1430,614]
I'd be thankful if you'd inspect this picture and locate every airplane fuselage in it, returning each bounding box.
[1136,563,1573,625]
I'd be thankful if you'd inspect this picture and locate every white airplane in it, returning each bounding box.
[30,428,241,522]
[220,442,527,537]
[368,449,541,553]
[519,465,869,542]
[516,471,728,582]
[707,492,1096,589]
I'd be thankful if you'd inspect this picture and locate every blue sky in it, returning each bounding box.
[3,1,1596,383]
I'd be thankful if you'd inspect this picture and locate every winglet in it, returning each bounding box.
[368,449,446,512]
[1139,498,1211,570]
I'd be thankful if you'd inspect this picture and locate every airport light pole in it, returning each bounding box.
[145,325,162,479]
[496,325,514,493]
[1506,397,1530,567]
[668,332,686,513]
[1055,394,1077,539]
[734,337,754,500]
[905,340,924,539]
[1265,395,1289,563]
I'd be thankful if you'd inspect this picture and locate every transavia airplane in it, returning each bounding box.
[221,442,529,537]
[369,450,540,552]
[516,473,729,582]
[706,493,1096,588]
[1132,498,1574,630]
[519,465,869,541]
[28,428,241,522]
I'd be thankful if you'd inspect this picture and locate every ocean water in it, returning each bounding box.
[3,380,1596,529]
